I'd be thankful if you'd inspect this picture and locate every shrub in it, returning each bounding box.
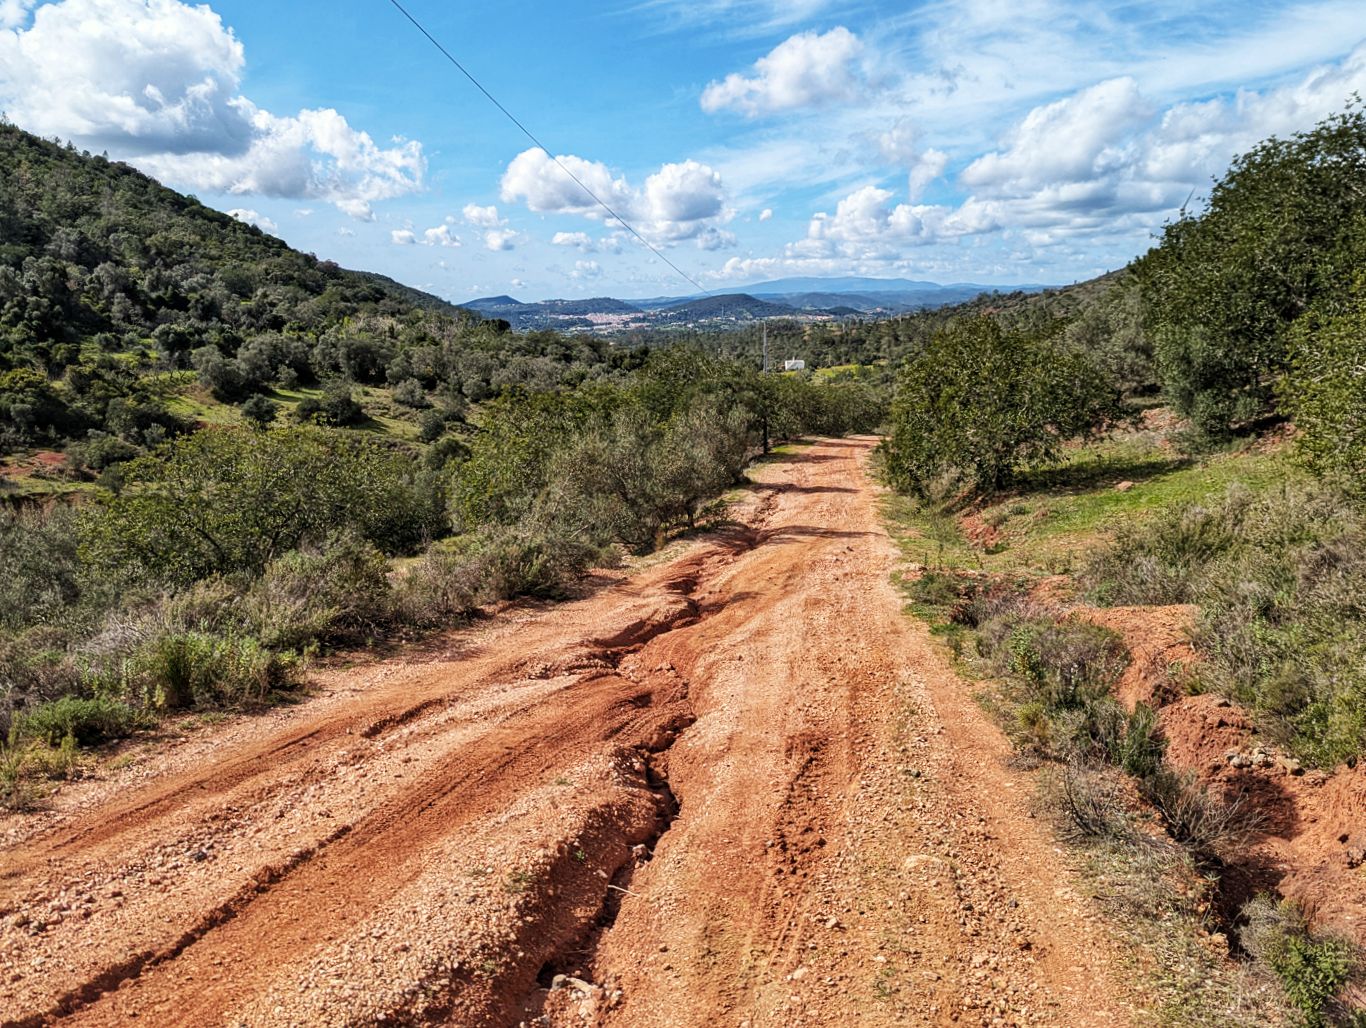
[0,505,84,631]
[393,542,488,626]
[239,394,278,428]
[1051,763,1131,840]
[18,695,138,747]
[317,380,364,425]
[1281,273,1366,496]
[1140,767,1264,864]
[80,426,429,584]
[1080,492,1246,605]
[1114,702,1167,781]
[451,389,596,530]
[294,382,364,426]
[394,523,597,626]
[67,432,140,473]
[1084,480,1366,766]
[541,405,661,551]
[906,569,968,612]
[417,409,445,443]
[653,397,749,529]
[130,630,299,710]
[1002,618,1129,711]
[1241,896,1361,1028]
[244,534,392,650]
[393,378,430,409]
[1138,100,1366,437]
[191,345,247,401]
[1060,274,1156,397]
[474,524,598,601]
[0,729,83,810]
[0,629,86,738]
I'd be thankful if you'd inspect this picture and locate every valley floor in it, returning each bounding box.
[0,438,1132,1027]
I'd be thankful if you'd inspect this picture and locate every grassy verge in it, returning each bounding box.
[881,421,1364,1026]
[884,432,1293,579]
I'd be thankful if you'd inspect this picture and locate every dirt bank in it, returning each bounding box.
[1083,607,1366,947]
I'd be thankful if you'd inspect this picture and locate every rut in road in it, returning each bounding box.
[0,438,1132,1028]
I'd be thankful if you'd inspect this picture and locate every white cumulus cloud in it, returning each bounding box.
[552,230,597,251]
[483,227,521,251]
[0,0,35,29]
[391,229,416,245]
[785,44,1366,261]
[423,223,462,248]
[0,0,424,217]
[701,27,865,116]
[455,203,517,249]
[462,203,503,229]
[500,148,732,248]
[962,78,1151,196]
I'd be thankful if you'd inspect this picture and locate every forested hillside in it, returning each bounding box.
[0,123,643,465]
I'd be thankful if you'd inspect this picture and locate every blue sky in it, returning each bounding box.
[3,0,1366,300]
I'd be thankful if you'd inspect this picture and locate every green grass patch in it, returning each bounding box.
[164,387,243,427]
[883,426,1296,581]
[812,363,877,382]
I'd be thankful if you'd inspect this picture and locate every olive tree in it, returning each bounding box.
[81,426,426,583]
[884,317,1122,494]
[1138,100,1366,436]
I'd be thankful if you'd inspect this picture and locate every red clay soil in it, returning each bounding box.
[956,510,1003,551]
[1078,605,1198,709]
[0,438,1132,1027]
[1080,609,1366,947]
[0,452,66,480]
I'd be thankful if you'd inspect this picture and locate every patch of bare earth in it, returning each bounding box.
[1078,607,1366,948]
[0,439,1130,1027]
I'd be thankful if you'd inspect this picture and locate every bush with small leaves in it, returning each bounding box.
[244,534,393,651]
[1241,896,1362,1027]
[80,426,429,584]
[129,630,299,711]
[417,409,445,443]
[191,345,247,402]
[884,317,1123,493]
[393,378,430,409]
[239,393,278,428]
[18,696,139,747]
[1138,101,1366,438]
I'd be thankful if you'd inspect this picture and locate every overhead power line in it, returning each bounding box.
[384,0,711,296]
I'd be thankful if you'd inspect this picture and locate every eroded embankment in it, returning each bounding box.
[1080,605,1366,948]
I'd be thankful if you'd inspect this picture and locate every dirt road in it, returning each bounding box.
[0,438,1131,1027]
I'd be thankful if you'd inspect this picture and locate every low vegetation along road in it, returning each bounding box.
[0,439,1131,1027]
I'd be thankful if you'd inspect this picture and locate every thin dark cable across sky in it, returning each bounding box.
[384,0,711,296]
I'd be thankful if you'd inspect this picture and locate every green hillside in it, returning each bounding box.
[0,123,637,477]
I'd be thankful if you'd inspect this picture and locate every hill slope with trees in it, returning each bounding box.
[0,122,642,463]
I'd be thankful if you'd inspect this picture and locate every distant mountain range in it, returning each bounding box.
[460,278,1054,332]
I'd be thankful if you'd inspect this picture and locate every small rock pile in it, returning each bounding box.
[1225,745,1303,775]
